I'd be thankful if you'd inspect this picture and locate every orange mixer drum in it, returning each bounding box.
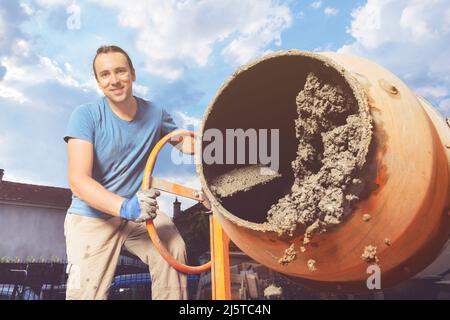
[197,50,450,291]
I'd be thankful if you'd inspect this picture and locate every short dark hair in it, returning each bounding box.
[92,45,135,79]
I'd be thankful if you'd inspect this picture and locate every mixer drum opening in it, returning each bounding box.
[199,53,370,227]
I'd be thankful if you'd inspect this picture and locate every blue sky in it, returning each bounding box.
[1,0,449,214]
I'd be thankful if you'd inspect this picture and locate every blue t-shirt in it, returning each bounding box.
[64,96,178,219]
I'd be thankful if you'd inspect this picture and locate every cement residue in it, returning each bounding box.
[362,214,372,222]
[266,72,372,237]
[361,245,379,263]
[303,219,326,245]
[263,284,283,298]
[278,243,297,265]
[307,259,317,272]
[210,165,281,198]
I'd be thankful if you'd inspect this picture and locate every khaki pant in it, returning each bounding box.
[64,212,188,300]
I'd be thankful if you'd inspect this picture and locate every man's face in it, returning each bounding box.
[94,52,136,104]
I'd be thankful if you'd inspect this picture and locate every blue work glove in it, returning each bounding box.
[120,189,160,222]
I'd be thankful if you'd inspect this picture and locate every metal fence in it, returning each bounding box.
[0,256,200,300]
[0,262,66,300]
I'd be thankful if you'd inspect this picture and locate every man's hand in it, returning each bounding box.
[120,189,160,222]
[170,135,196,155]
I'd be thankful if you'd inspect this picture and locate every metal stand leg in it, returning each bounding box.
[210,213,231,300]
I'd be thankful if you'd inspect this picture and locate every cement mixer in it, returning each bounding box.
[143,50,450,295]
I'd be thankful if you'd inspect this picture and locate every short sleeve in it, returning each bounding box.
[161,108,178,136]
[64,105,95,143]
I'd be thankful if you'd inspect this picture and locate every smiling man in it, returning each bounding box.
[63,45,194,300]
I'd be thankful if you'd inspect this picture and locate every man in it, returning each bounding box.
[64,45,194,300]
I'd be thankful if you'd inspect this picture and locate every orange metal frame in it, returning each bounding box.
[210,215,231,300]
[142,129,231,299]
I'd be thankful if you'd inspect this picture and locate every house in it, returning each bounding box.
[0,169,71,261]
[0,168,209,263]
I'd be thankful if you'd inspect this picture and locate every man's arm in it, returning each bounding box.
[67,138,124,216]
[68,138,160,221]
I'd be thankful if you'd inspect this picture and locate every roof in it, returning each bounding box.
[0,180,72,209]
[173,202,208,223]
[182,202,208,216]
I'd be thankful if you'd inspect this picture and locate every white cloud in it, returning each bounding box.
[20,2,35,15]
[339,0,450,116]
[176,111,201,129]
[89,0,292,79]
[324,7,339,16]
[313,42,335,52]
[4,57,56,84]
[0,55,97,107]
[64,62,72,73]
[1,55,83,88]
[34,0,72,6]
[133,83,150,97]
[0,84,27,104]
[156,196,174,218]
[39,56,80,87]
[310,1,322,9]
[0,13,4,31]
[344,0,449,49]
[220,2,292,65]
[12,39,31,57]
[439,99,450,114]
[83,77,104,96]
[0,136,6,156]
[416,86,449,99]
[0,11,6,43]
[399,2,445,41]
